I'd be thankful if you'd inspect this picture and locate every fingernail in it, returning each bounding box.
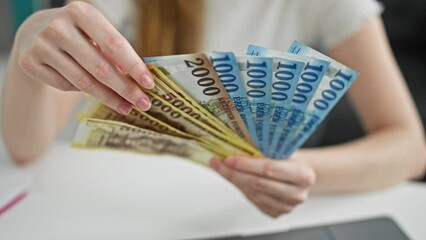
[118,103,132,115]
[209,159,220,171]
[140,74,154,89]
[225,157,237,167]
[136,97,151,111]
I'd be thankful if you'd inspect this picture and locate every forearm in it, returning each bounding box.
[299,17,426,193]
[1,48,59,163]
[295,126,426,193]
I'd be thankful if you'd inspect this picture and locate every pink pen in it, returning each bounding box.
[0,192,27,216]
[0,168,31,217]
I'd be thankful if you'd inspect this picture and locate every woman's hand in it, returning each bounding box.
[14,1,153,114]
[210,156,316,218]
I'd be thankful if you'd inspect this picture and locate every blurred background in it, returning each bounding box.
[0,1,425,178]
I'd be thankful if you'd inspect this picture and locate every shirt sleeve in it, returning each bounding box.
[306,0,384,51]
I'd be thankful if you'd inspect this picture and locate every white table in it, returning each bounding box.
[0,142,425,240]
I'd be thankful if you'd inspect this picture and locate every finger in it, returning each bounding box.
[44,50,133,115]
[245,190,294,218]
[26,61,80,91]
[59,28,151,111]
[248,177,309,205]
[18,39,78,92]
[211,160,307,205]
[210,160,295,218]
[18,53,78,92]
[39,64,80,91]
[223,156,315,186]
[211,160,274,192]
[65,2,154,89]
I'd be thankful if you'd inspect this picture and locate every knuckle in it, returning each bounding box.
[226,169,236,183]
[250,178,264,190]
[18,53,35,71]
[105,35,125,53]
[262,161,274,176]
[94,61,113,79]
[281,205,294,214]
[58,81,76,92]
[65,1,92,17]
[246,191,260,202]
[102,93,116,106]
[29,39,52,61]
[298,166,316,186]
[261,206,279,218]
[127,60,144,75]
[120,84,140,99]
[271,210,282,218]
[291,191,308,204]
[259,208,269,216]
[128,61,150,80]
[30,40,47,55]
[44,18,69,40]
[74,74,93,91]
[241,187,253,198]
[218,166,234,182]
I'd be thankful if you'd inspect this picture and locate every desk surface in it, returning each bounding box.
[0,142,425,240]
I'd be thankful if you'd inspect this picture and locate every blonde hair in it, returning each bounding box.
[134,0,204,57]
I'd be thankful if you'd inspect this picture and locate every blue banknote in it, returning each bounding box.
[206,52,260,149]
[236,56,273,153]
[267,57,305,157]
[263,57,305,157]
[247,45,330,158]
[274,41,359,158]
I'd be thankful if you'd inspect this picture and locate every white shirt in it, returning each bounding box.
[60,0,383,140]
[94,0,383,52]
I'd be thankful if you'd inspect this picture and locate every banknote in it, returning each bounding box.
[74,42,358,162]
[247,45,330,158]
[146,56,258,153]
[265,57,305,157]
[145,54,230,132]
[275,41,359,158]
[148,65,230,134]
[73,118,217,165]
[144,88,261,157]
[76,98,220,151]
[144,54,255,146]
[147,66,259,155]
[237,56,273,153]
[78,96,231,156]
[206,51,258,148]
[148,66,230,136]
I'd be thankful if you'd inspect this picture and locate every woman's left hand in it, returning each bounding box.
[210,155,316,218]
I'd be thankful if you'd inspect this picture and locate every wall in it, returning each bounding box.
[0,1,13,54]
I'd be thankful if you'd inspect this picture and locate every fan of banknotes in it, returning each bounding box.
[72,41,359,165]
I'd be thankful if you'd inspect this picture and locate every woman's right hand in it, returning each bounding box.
[14,1,153,114]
